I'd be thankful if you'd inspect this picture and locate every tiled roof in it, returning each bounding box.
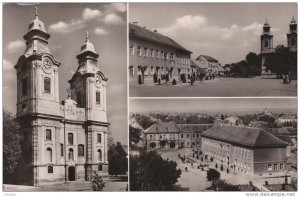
[202,125,287,148]
[278,114,297,120]
[177,124,213,133]
[143,121,180,134]
[129,23,192,53]
[196,55,218,62]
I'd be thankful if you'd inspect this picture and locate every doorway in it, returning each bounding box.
[68,166,75,181]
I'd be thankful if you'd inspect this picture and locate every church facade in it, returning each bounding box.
[14,8,109,186]
[261,17,297,75]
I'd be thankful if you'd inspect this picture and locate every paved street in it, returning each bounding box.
[3,176,128,192]
[159,148,292,191]
[130,77,297,97]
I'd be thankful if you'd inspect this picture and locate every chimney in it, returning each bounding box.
[133,22,138,25]
[154,29,157,33]
[143,26,146,29]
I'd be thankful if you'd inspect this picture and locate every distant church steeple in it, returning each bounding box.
[287,16,297,52]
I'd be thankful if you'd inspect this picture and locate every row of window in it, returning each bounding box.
[129,66,193,77]
[22,77,51,97]
[234,146,250,159]
[267,163,284,171]
[203,139,230,151]
[148,133,201,140]
[46,147,103,162]
[130,45,190,64]
[46,130,102,144]
[47,164,103,174]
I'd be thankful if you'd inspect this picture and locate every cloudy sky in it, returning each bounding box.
[130,98,297,114]
[130,3,297,65]
[3,3,127,144]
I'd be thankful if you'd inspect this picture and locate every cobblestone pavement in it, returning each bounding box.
[130,77,297,97]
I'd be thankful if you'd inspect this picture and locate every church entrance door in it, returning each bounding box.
[68,166,76,181]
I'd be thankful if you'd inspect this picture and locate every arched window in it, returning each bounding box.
[44,77,51,93]
[68,148,74,161]
[68,133,74,145]
[96,91,101,105]
[46,148,52,163]
[48,165,53,173]
[78,145,84,157]
[97,149,102,161]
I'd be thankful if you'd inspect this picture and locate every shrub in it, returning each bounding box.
[210,157,213,162]
[172,79,177,85]
[215,163,218,169]
[265,181,269,186]
[220,164,224,171]
[91,172,105,191]
[249,181,253,186]
[226,168,229,174]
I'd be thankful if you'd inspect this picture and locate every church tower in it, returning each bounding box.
[287,16,297,52]
[261,19,274,75]
[14,7,62,186]
[68,32,110,179]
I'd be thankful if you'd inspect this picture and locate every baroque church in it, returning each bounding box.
[14,8,110,185]
[261,17,297,75]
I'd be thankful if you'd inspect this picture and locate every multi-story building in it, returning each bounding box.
[129,23,193,84]
[193,55,220,77]
[143,121,212,150]
[201,125,288,176]
[14,8,109,185]
[261,18,297,75]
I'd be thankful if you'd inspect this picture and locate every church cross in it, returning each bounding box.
[34,6,38,18]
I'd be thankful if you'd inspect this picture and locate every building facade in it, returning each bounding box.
[143,121,212,150]
[193,55,221,77]
[129,23,194,85]
[261,18,297,75]
[201,125,288,176]
[14,9,109,186]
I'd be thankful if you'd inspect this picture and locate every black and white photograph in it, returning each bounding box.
[3,3,128,191]
[129,98,297,191]
[129,3,297,97]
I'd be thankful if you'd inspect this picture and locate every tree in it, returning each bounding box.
[129,125,142,144]
[265,45,297,78]
[207,169,221,188]
[208,179,241,191]
[135,115,157,130]
[3,110,23,184]
[130,150,181,191]
[108,142,128,176]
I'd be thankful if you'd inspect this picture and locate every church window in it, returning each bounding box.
[46,148,52,163]
[161,51,164,59]
[187,134,189,138]
[97,134,101,143]
[22,78,28,96]
[48,165,53,174]
[68,133,74,145]
[193,134,195,138]
[130,45,134,55]
[78,144,84,157]
[68,148,74,161]
[291,38,296,46]
[274,164,278,170]
[264,41,268,47]
[129,66,134,76]
[46,129,52,141]
[98,164,103,171]
[44,77,51,93]
[144,48,148,57]
[181,134,184,138]
[96,91,101,105]
[97,149,102,161]
[60,143,64,157]
[77,91,81,105]
[196,134,199,138]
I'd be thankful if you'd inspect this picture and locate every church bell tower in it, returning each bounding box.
[287,16,297,52]
[261,19,274,75]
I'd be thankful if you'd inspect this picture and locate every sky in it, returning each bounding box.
[129,3,297,65]
[3,3,127,144]
[130,98,297,114]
